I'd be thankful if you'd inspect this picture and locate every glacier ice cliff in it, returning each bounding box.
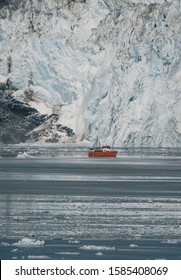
[0,0,181,146]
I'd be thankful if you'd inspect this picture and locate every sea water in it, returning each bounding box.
[0,146,181,260]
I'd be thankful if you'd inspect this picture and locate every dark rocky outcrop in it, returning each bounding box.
[0,90,47,143]
[0,89,76,144]
[27,114,75,143]
[0,0,22,10]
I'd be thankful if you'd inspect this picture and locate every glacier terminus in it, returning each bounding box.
[0,0,181,147]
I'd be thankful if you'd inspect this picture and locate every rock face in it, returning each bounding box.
[0,89,46,143]
[0,89,75,143]
[0,0,181,146]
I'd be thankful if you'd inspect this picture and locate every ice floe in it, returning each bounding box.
[12,237,45,247]
[80,245,116,251]
[27,255,50,259]
[11,248,18,253]
[1,242,10,246]
[129,244,138,248]
[161,239,180,244]
[55,252,80,255]
[16,152,34,158]
[68,239,80,244]
[95,252,103,256]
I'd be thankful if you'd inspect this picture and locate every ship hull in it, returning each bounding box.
[88,151,117,157]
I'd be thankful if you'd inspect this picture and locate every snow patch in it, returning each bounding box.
[0,74,7,84]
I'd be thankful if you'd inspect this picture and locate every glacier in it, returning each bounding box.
[0,0,181,146]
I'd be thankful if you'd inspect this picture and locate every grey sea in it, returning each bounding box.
[0,145,181,260]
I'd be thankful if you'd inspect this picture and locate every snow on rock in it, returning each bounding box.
[12,237,45,247]
[27,114,76,143]
[0,0,181,146]
[0,74,8,86]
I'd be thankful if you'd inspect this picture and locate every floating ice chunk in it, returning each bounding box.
[12,237,44,247]
[69,239,80,244]
[80,245,116,251]
[161,239,180,244]
[1,242,10,246]
[55,252,80,255]
[129,244,138,248]
[13,216,27,221]
[16,152,33,158]
[11,248,18,253]
[27,255,49,259]
[95,252,103,256]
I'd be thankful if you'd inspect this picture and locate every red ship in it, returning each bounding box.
[88,145,118,157]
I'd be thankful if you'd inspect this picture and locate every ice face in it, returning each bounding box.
[0,0,181,146]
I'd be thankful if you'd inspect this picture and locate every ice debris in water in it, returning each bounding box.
[68,239,80,244]
[11,248,18,253]
[79,245,116,251]
[161,239,180,244]
[12,237,45,247]
[16,152,33,158]
[27,255,50,259]
[1,242,10,246]
[129,244,138,248]
[95,252,103,256]
[55,252,80,255]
